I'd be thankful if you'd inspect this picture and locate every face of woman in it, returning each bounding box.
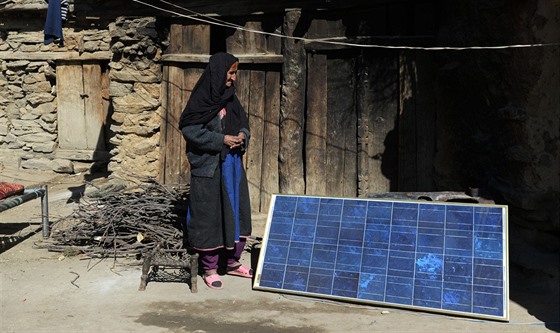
[225,62,238,87]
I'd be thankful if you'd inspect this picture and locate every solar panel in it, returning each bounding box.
[253,194,509,321]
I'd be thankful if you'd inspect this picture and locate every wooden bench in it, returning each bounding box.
[0,185,50,238]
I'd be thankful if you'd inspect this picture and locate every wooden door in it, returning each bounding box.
[57,61,108,160]
[304,49,436,197]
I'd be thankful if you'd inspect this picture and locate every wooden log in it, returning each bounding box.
[305,52,328,196]
[279,9,306,195]
[260,67,281,212]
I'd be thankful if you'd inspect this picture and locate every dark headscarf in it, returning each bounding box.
[179,52,239,128]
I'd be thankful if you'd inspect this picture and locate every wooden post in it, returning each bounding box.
[279,10,306,195]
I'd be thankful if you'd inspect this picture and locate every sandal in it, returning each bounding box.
[226,264,253,278]
[203,273,223,289]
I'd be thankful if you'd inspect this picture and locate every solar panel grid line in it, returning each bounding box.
[254,194,509,321]
[382,201,394,302]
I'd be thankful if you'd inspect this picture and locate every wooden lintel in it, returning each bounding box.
[0,51,113,61]
[162,53,284,64]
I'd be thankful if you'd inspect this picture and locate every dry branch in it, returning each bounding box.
[38,181,189,258]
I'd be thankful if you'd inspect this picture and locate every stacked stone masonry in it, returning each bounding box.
[1,16,164,183]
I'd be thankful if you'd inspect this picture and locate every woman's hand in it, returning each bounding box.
[224,135,243,149]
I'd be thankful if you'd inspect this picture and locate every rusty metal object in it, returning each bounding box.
[367,190,495,204]
[139,246,198,293]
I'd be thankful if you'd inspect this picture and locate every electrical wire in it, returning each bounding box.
[131,0,560,51]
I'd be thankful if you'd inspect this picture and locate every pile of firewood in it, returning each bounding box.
[37,181,189,259]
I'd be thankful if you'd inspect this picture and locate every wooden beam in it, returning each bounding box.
[0,51,112,61]
[67,0,399,18]
[162,53,283,64]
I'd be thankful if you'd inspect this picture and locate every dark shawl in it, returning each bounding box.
[179,52,239,128]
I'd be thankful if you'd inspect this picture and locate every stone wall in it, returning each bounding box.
[106,16,165,184]
[1,15,165,183]
[0,23,111,173]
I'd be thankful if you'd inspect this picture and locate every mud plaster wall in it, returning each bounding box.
[434,0,559,274]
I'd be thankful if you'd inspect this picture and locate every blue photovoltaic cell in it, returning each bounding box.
[254,194,509,321]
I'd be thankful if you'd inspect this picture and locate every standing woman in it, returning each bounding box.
[179,52,253,289]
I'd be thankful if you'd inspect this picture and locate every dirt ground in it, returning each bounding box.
[1,161,559,333]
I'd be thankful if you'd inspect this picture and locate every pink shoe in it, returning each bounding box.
[203,273,223,289]
[226,264,253,278]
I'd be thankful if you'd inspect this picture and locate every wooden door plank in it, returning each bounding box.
[83,63,105,151]
[183,24,211,54]
[260,68,280,212]
[326,58,345,196]
[158,64,170,184]
[357,55,371,197]
[326,56,357,197]
[339,57,358,197]
[367,51,399,193]
[168,23,183,54]
[160,23,210,185]
[57,63,86,150]
[246,69,266,213]
[180,66,205,183]
[305,53,328,196]
[164,65,185,184]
